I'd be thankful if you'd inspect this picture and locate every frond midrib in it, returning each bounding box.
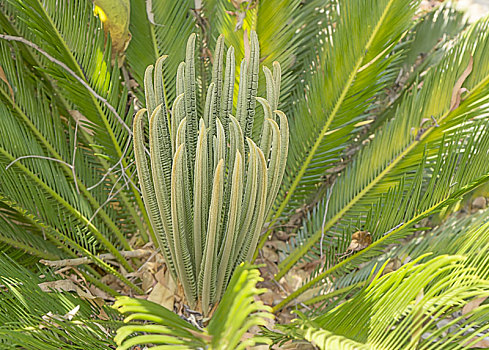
[0,7,149,239]
[275,65,489,279]
[0,144,135,272]
[257,0,401,254]
[0,196,122,296]
[23,0,149,234]
[0,87,133,251]
[274,172,489,311]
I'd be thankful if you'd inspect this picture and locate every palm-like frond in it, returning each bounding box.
[367,3,467,132]
[114,263,273,350]
[360,203,489,292]
[286,253,489,349]
[0,198,61,262]
[126,0,197,103]
[403,3,466,71]
[0,254,117,349]
[268,0,420,223]
[0,0,152,292]
[276,16,489,283]
[277,126,489,309]
[269,207,489,348]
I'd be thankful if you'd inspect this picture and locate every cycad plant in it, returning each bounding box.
[133,32,288,313]
[2,0,489,349]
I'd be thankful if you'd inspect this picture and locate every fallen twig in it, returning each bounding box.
[40,249,152,268]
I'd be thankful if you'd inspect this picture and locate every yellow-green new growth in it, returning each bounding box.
[133,32,288,315]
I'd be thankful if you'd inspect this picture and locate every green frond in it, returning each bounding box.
[276,16,489,281]
[363,2,467,135]
[0,254,117,349]
[403,3,466,71]
[0,1,154,291]
[269,0,420,224]
[114,263,272,350]
[276,130,489,309]
[0,198,61,262]
[284,252,489,349]
[127,0,197,102]
[296,327,370,350]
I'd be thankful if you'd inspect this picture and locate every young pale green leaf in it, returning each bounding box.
[216,151,244,300]
[201,159,225,315]
[193,120,208,275]
[171,144,196,304]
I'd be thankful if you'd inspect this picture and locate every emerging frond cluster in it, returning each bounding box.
[134,32,288,314]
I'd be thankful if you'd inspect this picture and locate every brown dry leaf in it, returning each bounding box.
[276,308,296,325]
[69,110,95,135]
[259,290,276,306]
[38,280,78,293]
[40,278,98,300]
[262,246,279,263]
[463,296,487,316]
[284,266,310,291]
[0,65,14,103]
[93,0,131,55]
[230,0,248,9]
[275,230,290,241]
[145,0,155,25]
[347,231,372,252]
[472,197,487,210]
[450,56,473,111]
[382,258,402,276]
[100,273,122,292]
[148,267,177,310]
[88,285,113,301]
[470,338,489,348]
[148,283,174,310]
[243,29,250,62]
[142,271,155,292]
[84,296,110,320]
[155,267,175,289]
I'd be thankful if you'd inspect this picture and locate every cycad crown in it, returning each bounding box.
[133,31,289,314]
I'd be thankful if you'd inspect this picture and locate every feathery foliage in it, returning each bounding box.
[0,254,116,349]
[273,214,489,349]
[275,14,489,284]
[114,263,273,350]
[1,1,489,349]
[282,255,489,349]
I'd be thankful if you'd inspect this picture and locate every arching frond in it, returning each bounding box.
[276,16,489,283]
[114,263,273,350]
[0,0,150,292]
[281,252,489,349]
[126,0,197,102]
[0,255,117,349]
[270,0,420,223]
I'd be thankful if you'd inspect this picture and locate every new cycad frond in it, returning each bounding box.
[113,264,273,350]
[134,32,288,314]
